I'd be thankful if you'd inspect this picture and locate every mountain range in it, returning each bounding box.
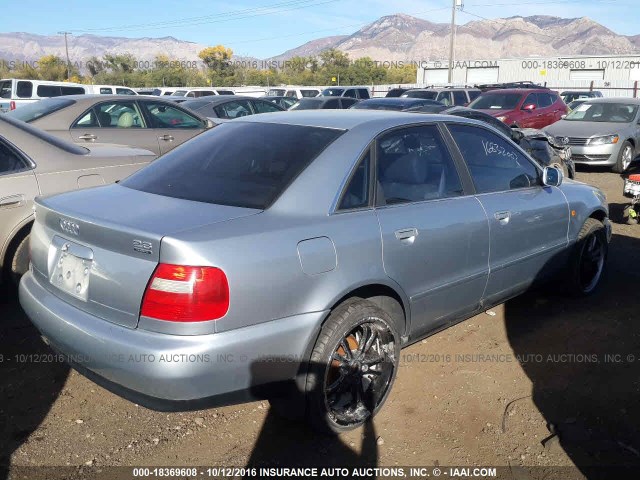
[1,14,639,68]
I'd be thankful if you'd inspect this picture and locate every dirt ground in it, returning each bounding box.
[2,166,640,479]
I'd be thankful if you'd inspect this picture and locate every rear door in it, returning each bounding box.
[69,100,161,154]
[374,124,489,336]
[447,123,569,306]
[0,138,39,261]
[138,99,206,155]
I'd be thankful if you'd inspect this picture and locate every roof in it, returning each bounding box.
[480,88,550,94]
[359,97,436,105]
[235,109,473,130]
[578,97,640,105]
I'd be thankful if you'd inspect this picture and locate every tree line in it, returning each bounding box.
[0,45,416,87]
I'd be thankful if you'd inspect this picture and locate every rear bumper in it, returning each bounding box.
[19,271,325,408]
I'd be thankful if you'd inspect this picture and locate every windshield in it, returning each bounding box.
[6,97,76,122]
[122,122,343,209]
[321,88,344,97]
[401,90,437,100]
[469,93,522,110]
[267,89,286,96]
[289,99,321,110]
[564,102,639,123]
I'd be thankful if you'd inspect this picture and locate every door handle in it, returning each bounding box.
[0,194,25,208]
[159,134,174,142]
[78,133,97,141]
[494,211,511,224]
[394,228,419,242]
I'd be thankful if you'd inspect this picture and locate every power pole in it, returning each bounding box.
[58,31,72,80]
[447,0,463,84]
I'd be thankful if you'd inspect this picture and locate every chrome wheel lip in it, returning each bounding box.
[323,318,396,428]
[579,232,605,294]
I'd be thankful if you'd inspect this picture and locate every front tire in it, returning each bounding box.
[566,218,608,295]
[613,141,634,174]
[305,298,400,434]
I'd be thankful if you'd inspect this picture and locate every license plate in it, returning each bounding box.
[50,243,92,301]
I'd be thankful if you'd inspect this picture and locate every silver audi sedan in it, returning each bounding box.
[20,111,611,433]
[544,98,640,173]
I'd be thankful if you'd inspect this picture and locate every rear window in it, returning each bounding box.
[16,81,33,98]
[122,122,343,209]
[6,97,76,122]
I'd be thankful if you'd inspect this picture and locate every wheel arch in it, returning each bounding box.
[1,215,34,272]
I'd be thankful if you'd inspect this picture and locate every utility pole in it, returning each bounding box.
[58,31,72,80]
[447,0,463,84]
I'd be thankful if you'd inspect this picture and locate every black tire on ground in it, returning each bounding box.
[305,298,400,434]
[3,231,30,288]
[566,218,608,296]
[613,140,634,174]
[623,205,640,225]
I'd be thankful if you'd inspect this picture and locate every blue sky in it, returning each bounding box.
[4,0,636,58]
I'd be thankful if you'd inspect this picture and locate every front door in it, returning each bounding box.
[374,124,490,337]
[447,123,570,306]
[139,100,206,155]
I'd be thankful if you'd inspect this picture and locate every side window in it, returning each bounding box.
[301,90,318,97]
[322,98,340,109]
[538,93,553,108]
[436,91,452,106]
[186,92,195,97]
[358,88,370,99]
[37,85,61,97]
[142,101,203,128]
[252,100,282,113]
[213,100,252,119]
[74,102,144,129]
[0,140,27,175]
[61,86,85,95]
[285,90,296,97]
[452,90,467,106]
[448,124,540,194]
[340,98,358,109]
[116,88,135,95]
[100,87,112,94]
[16,81,33,98]
[377,125,463,205]
[523,93,539,108]
[468,90,481,101]
[343,89,357,98]
[338,151,370,210]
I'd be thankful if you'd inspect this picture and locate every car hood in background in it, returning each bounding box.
[545,120,633,138]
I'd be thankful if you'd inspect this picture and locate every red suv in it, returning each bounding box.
[468,88,568,129]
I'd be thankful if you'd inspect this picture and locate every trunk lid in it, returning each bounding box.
[30,184,260,328]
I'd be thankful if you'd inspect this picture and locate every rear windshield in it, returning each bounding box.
[122,122,344,209]
[7,97,76,122]
[0,80,11,99]
[469,93,522,110]
[402,90,438,100]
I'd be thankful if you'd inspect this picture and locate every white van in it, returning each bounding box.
[84,84,138,95]
[0,79,87,112]
[267,86,320,99]
[171,87,235,98]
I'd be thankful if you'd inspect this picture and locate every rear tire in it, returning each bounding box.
[566,218,608,296]
[613,141,633,174]
[3,231,30,288]
[305,298,400,434]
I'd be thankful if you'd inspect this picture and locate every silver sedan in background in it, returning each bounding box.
[544,98,640,173]
[0,115,156,285]
[20,111,610,433]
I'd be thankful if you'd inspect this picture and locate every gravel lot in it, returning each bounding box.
[2,166,640,479]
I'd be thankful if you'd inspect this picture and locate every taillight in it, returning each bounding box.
[141,264,229,322]
[9,101,16,110]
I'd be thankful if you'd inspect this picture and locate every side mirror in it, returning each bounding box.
[522,104,536,111]
[542,166,563,187]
